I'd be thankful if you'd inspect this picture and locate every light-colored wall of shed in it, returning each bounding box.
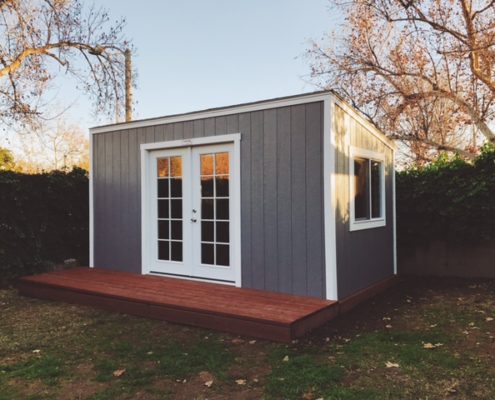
[333,104,395,299]
[92,102,326,298]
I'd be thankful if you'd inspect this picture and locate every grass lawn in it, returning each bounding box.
[1,277,494,400]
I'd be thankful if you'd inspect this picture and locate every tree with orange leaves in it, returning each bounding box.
[308,0,495,163]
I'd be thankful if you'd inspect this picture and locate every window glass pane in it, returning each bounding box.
[201,221,214,242]
[201,177,214,197]
[158,241,170,260]
[171,241,183,262]
[371,161,382,218]
[171,199,182,219]
[201,154,214,175]
[354,158,370,220]
[216,199,229,220]
[215,176,229,197]
[158,220,169,240]
[171,220,182,240]
[201,243,214,265]
[157,179,169,198]
[170,178,182,198]
[157,158,169,177]
[201,199,214,219]
[170,156,182,177]
[216,221,229,243]
[158,199,169,219]
[215,153,229,175]
[216,244,230,266]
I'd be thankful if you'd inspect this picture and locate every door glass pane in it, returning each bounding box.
[158,199,169,219]
[158,179,169,198]
[201,199,214,219]
[216,221,229,243]
[158,220,169,240]
[201,154,214,175]
[201,243,214,265]
[201,177,214,197]
[199,150,230,267]
[170,156,182,177]
[171,241,183,262]
[170,178,182,198]
[158,240,170,260]
[215,153,229,174]
[157,158,169,177]
[216,244,229,266]
[201,221,214,242]
[216,199,229,220]
[215,176,229,197]
[157,156,183,262]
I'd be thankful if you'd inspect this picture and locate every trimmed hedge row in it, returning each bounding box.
[0,168,88,286]
[396,145,495,246]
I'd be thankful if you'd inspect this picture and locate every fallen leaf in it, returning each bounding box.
[231,338,244,345]
[429,324,437,328]
[248,340,257,344]
[423,343,435,349]
[385,324,392,329]
[385,361,399,368]
[112,368,126,377]
[204,380,213,387]
[253,378,259,383]
[235,379,247,385]
[486,317,494,322]
[32,349,41,354]
[282,355,289,362]
[382,317,391,321]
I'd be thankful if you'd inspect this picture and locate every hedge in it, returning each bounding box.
[396,145,495,247]
[0,168,88,286]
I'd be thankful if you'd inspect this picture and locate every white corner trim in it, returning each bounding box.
[89,133,94,268]
[324,97,338,301]
[349,146,387,232]
[392,148,397,275]
[140,133,241,151]
[91,93,331,135]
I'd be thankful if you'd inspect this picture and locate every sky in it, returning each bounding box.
[57,0,342,132]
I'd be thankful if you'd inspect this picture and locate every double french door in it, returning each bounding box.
[146,143,237,283]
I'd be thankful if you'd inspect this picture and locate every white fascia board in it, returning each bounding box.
[90,92,332,135]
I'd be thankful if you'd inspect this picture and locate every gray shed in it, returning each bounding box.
[89,90,396,301]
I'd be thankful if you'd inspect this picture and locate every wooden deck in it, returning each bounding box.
[17,268,339,342]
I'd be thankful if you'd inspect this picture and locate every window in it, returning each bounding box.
[350,147,386,231]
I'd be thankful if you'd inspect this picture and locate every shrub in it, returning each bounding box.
[396,145,495,247]
[0,168,88,286]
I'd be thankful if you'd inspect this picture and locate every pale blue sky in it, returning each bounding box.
[60,0,341,130]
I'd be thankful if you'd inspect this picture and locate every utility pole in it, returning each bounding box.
[124,48,132,122]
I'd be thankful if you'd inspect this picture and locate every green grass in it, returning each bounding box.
[1,278,495,399]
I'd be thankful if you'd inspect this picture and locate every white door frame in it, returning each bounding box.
[140,133,242,287]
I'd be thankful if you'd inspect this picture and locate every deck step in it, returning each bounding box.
[17,267,339,342]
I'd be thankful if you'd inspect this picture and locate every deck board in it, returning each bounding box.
[18,268,338,342]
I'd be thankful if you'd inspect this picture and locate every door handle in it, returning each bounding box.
[191,218,197,223]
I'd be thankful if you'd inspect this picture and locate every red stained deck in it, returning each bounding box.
[17,268,339,342]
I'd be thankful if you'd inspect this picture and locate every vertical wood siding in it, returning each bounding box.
[92,102,326,298]
[334,105,395,299]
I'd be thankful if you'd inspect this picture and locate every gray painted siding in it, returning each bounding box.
[334,105,395,299]
[92,102,326,298]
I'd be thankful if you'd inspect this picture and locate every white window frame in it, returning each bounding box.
[349,146,386,231]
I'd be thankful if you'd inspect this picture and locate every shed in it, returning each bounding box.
[89,90,396,302]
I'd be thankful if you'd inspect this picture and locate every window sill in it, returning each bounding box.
[349,218,386,232]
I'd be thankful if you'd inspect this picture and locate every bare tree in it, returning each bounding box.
[14,120,88,172]
[0,0,133,127]
[308,0,495,160]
